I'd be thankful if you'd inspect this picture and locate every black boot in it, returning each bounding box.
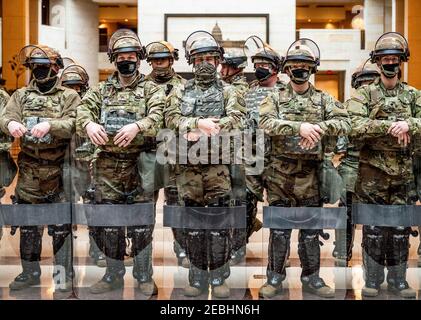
[259,229,290,298]
[209,229,231,298]
[361,226,385,297]
[9,226,42,290]
[299,229,334,298]
[386,227,415,299]
[230,228,246,266]
[184,228,208,297]
[51,224,73,292]
[172,228,189,268]
[90,227,126,294]
[131,225,157,296]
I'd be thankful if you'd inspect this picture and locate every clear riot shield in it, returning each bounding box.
[0,142,73,300]
[70,131,158,300]
[160,127,249,300]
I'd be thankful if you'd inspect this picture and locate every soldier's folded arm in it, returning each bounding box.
[0,90,24,134]
[406,89,421,135]
[48,90,80,138]
[76,86,101,135]
[135,82,165,136]
[218,86,246,131]
[347,88,393,138]
[258,92,301,136]
[317,94,351,136]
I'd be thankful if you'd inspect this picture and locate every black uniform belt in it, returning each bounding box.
[101,151,139,160]
[21,153,64,165]
[273,155,319,165]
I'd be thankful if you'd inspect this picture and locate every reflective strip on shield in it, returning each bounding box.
[73,203,155,226]
[352,203,421,227]
[263,206,347,229]
[163,205,246,229]
[0,203,72,226]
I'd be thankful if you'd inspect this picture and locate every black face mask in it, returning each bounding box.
[290,68,311,84]
[32,66,57,81]
[117,60,138,76]
[381,63,400,78]
[255,67,271,82]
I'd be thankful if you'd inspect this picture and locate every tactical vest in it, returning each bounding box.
[272,87,325,160]
[180,79,225,118]
[21,89,68,159]
[365,83,415,151]
[99,80,148,153]
[245,86,275,133]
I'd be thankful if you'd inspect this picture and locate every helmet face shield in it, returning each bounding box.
[19,45,63,69]
[146,41,179,62]
[108,29,146,62]
[60,64,89,87]
[371,32,409,62]
[244,36,282,71]
[221,48,247,69]
[283,38,320,72]
[184,31,222,64]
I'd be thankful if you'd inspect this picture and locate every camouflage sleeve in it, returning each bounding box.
[0,89,24,134]
[0,89,11,151]
[164,85,201,131]
[407,89,421,135]
[48,89,79,139]
[136,81,165,136]
[76,86,102,136]
[318,94,351,136]
[347,86,393,138]
[219,85,246,131]
[259,91,301,136]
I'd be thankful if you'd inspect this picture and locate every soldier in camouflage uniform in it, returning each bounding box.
[76,29,165,295]
[165,31,246,298]
[0,89,13,244]
[144,41,189,268]
[60,64,107,267]
[332,61,380,267]
[230,38,287,266]
[0,45,80,291]
[347,32,421,298]
[258,39,351,298]
[220,48,249,95]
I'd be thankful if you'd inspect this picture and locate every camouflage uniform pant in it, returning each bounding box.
[356,161,416,288]
[265,157,324,285]
[91,152,155,283]
[177,164,232,288]
[13,153,73,282]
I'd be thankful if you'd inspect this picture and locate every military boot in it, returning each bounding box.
[133,243,157,296]
[9,260,41,290]
[299,230,335,298]
[361,227,385,297]
[259,281,283,298]
[10,226,42,290]
[89,272,124,294]
[210,267,230,298]
[52,232,74,292]
[386,229,416,299]
[184,266,209,297]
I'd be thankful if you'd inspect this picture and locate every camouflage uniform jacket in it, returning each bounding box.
[347,78,421,175]
[76,71,165,154]
[259,82,351,160]
[0,79,79,160]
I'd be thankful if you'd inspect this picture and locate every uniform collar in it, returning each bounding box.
[27,78,64,95]
[107,71,145,90]
[377,77,403,96]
